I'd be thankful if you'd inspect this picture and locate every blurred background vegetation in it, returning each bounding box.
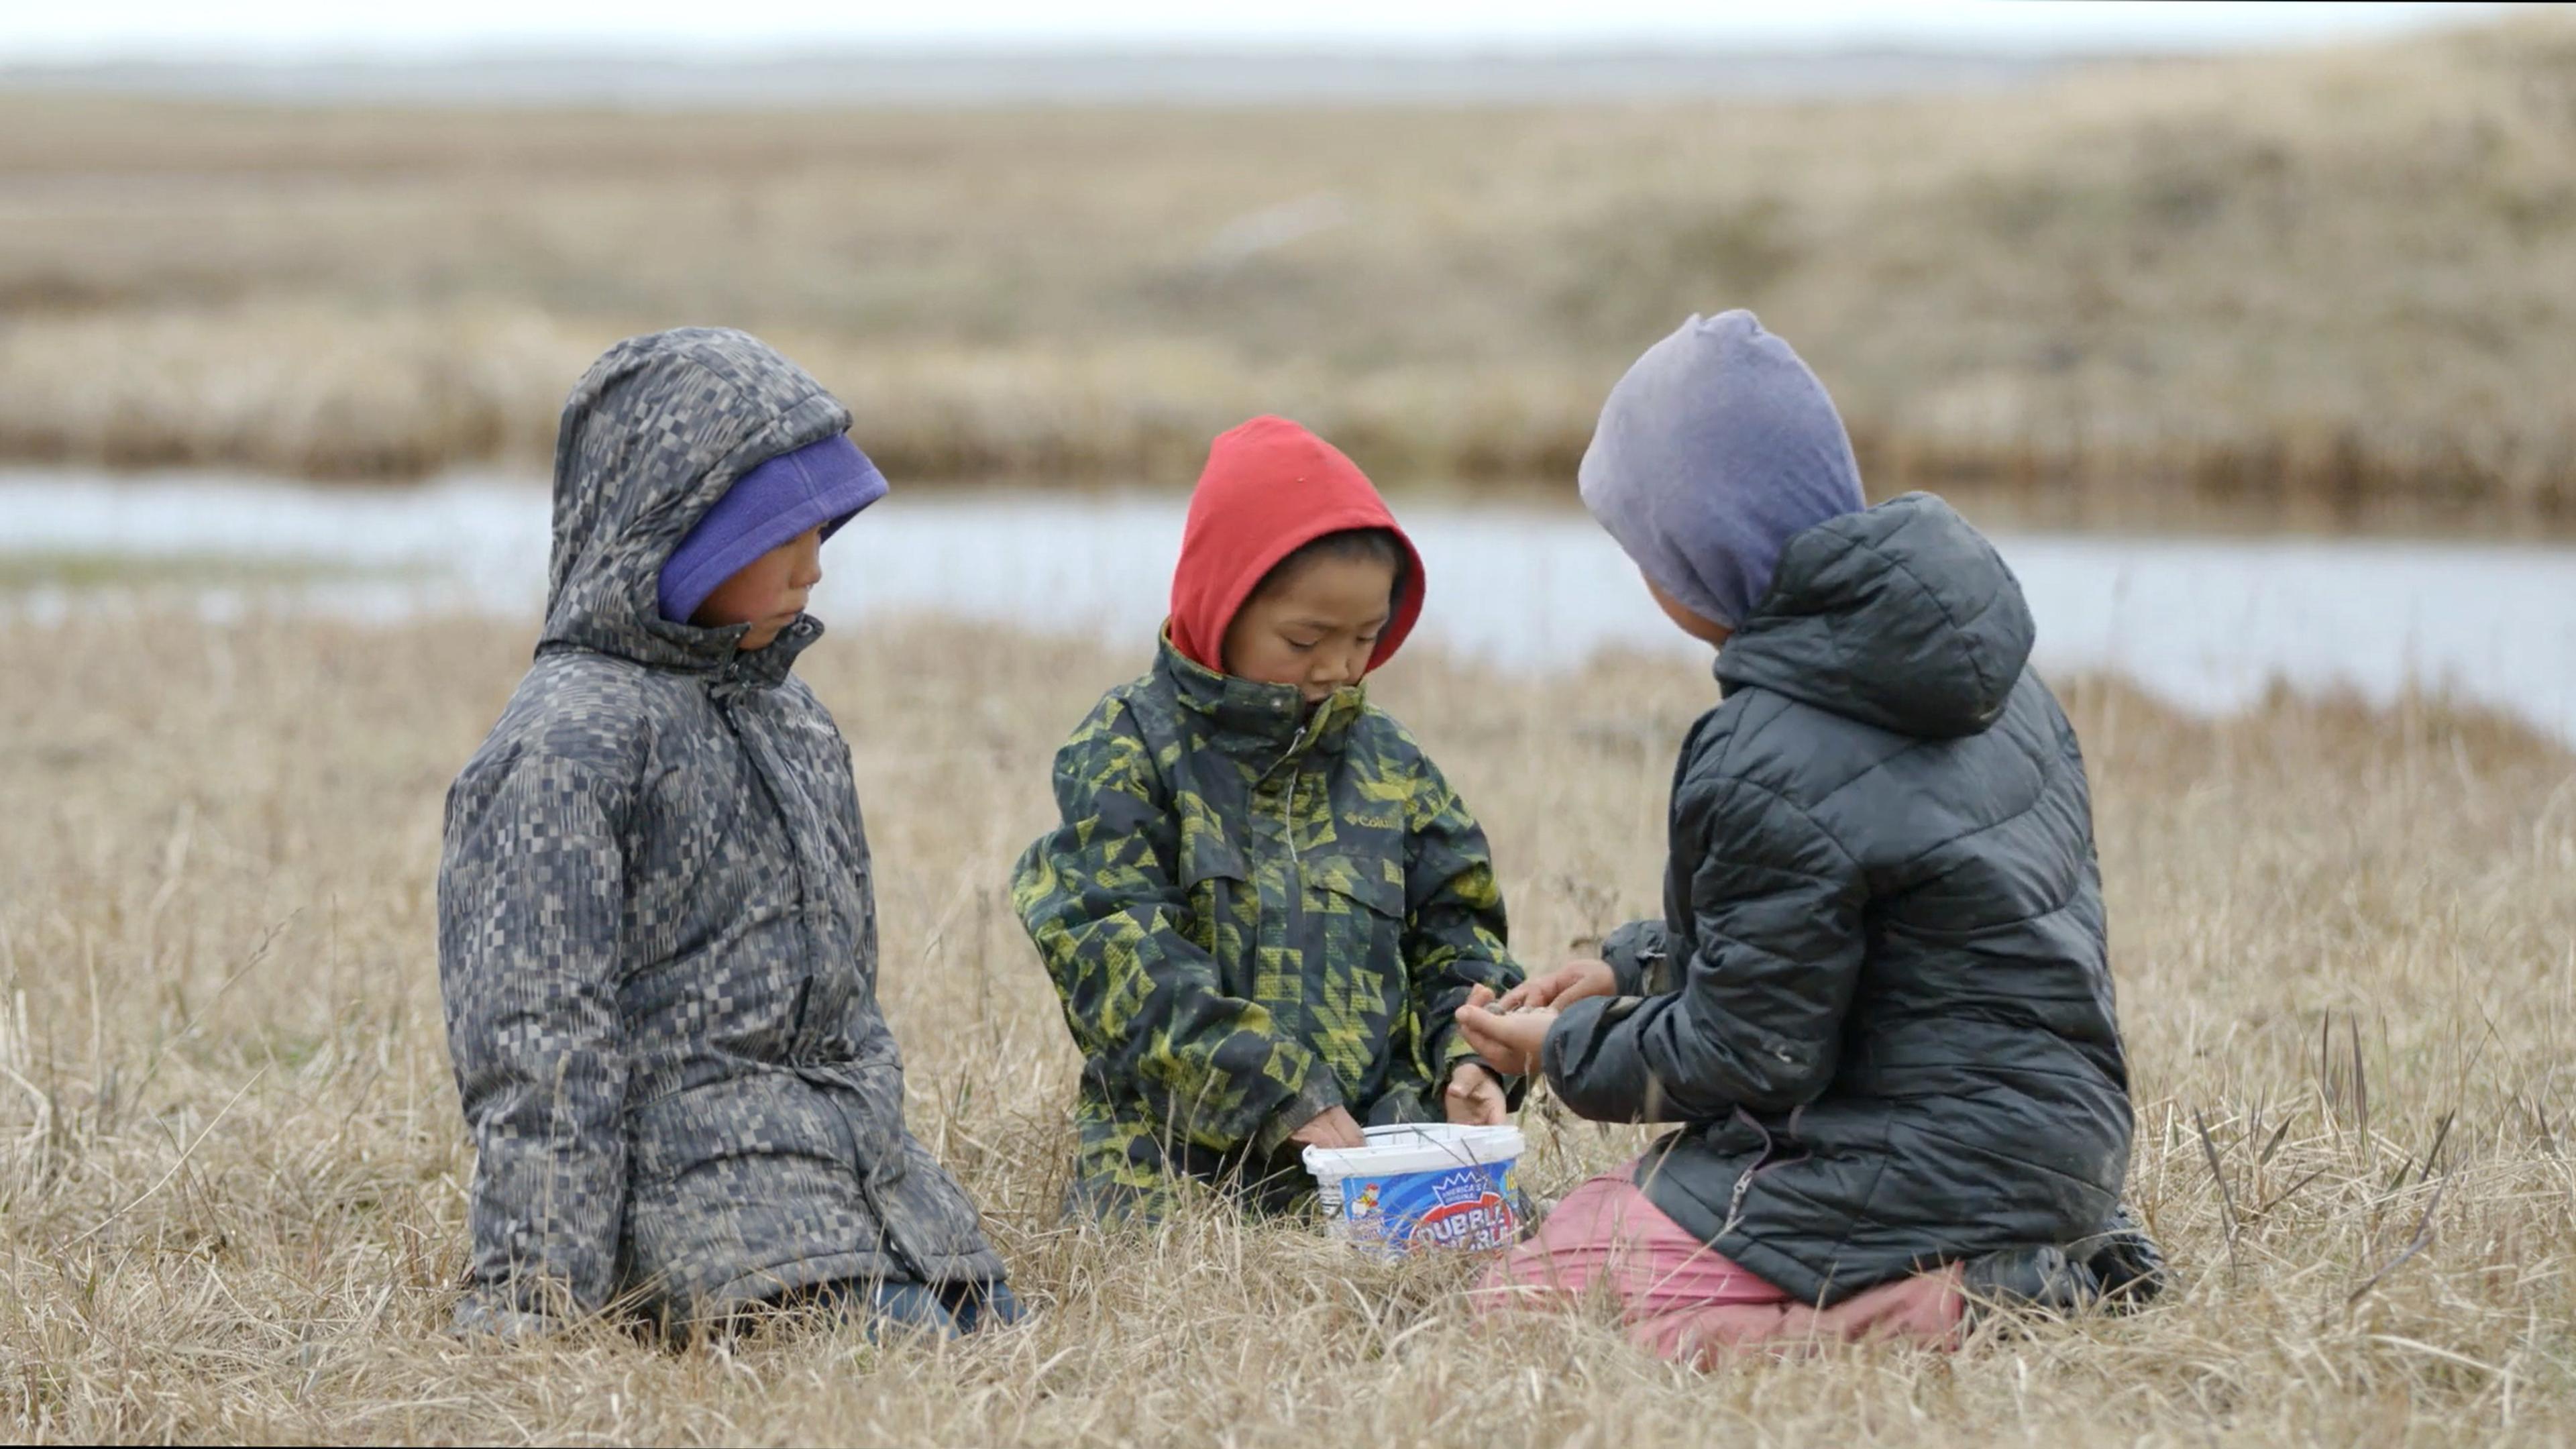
[1,11,2571,531]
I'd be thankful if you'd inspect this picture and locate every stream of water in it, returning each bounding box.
[6,470,2572,743]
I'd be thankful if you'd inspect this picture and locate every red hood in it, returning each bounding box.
[1167,416,1425,675]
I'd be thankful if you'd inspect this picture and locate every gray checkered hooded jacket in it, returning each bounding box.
[438,329,1006,1335]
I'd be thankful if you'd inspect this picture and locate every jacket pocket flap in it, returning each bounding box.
[1302,855,1406,918]
[1177,826,1250,890]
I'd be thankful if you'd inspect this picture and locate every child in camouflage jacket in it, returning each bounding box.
[1012,417,1525,1218]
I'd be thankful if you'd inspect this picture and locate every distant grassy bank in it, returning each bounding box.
[2,14,2572,530]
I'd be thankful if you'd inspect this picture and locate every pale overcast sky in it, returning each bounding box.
[0,1,2512,60]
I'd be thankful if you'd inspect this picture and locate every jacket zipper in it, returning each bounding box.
[1246,716,1313,1054]
[1715,1106,1807,1238]
[1718,1165,1759,1238]
[1280,771,1300,866]
[1260,718,1314,866]
[714,678,932,1283]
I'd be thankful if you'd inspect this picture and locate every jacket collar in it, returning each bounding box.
[708,614,823,696]
[1154,631,1364,763]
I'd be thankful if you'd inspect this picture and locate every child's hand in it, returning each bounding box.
[1497,958,1619,1012]
[1455,985,1557,1077]
[1444,1063,1509,1126]
[1287,1105,1368,1151]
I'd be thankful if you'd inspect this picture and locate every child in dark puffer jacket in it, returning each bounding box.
[1460,312,2161,1360]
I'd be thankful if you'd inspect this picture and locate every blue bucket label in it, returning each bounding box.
[1340,1161,1519,1253]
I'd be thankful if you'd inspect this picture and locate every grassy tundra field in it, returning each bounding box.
[3,14,2576,529]
[0,612,2569,1444]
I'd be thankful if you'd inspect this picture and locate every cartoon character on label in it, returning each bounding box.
[1391,1165,1525,1248]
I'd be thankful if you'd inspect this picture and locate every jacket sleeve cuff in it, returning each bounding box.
[1600,919,1672,997]
[1254,1072,1348,1157]
[1542,994,1660,1122]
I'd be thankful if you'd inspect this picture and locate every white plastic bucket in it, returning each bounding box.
[1303,1122,1525,1256]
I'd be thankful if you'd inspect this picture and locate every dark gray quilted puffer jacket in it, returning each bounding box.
[438,329,1005,1335]
[1545,494,2134,1308]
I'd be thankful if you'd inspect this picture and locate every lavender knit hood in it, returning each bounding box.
[1578,311,1866,629]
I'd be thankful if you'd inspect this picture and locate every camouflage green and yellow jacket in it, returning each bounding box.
[1012,639,1524,1216]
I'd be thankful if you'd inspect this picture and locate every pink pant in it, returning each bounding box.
[1474,1171,1964,1363]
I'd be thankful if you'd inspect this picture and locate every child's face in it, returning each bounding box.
[1222,553,1399,704]
[1644,570,1734,648]
[691,525,824,651]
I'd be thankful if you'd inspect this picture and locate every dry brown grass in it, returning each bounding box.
[4,13,2576,529]
[1,612,2571,1444]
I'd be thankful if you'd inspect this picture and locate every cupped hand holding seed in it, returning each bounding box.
[1455,985,1556,1077]
[1496,958,1619,1012]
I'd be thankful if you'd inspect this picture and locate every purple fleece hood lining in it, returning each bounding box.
[656,433,887,625]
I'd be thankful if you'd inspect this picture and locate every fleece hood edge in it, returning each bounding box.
[539,328,855,676]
